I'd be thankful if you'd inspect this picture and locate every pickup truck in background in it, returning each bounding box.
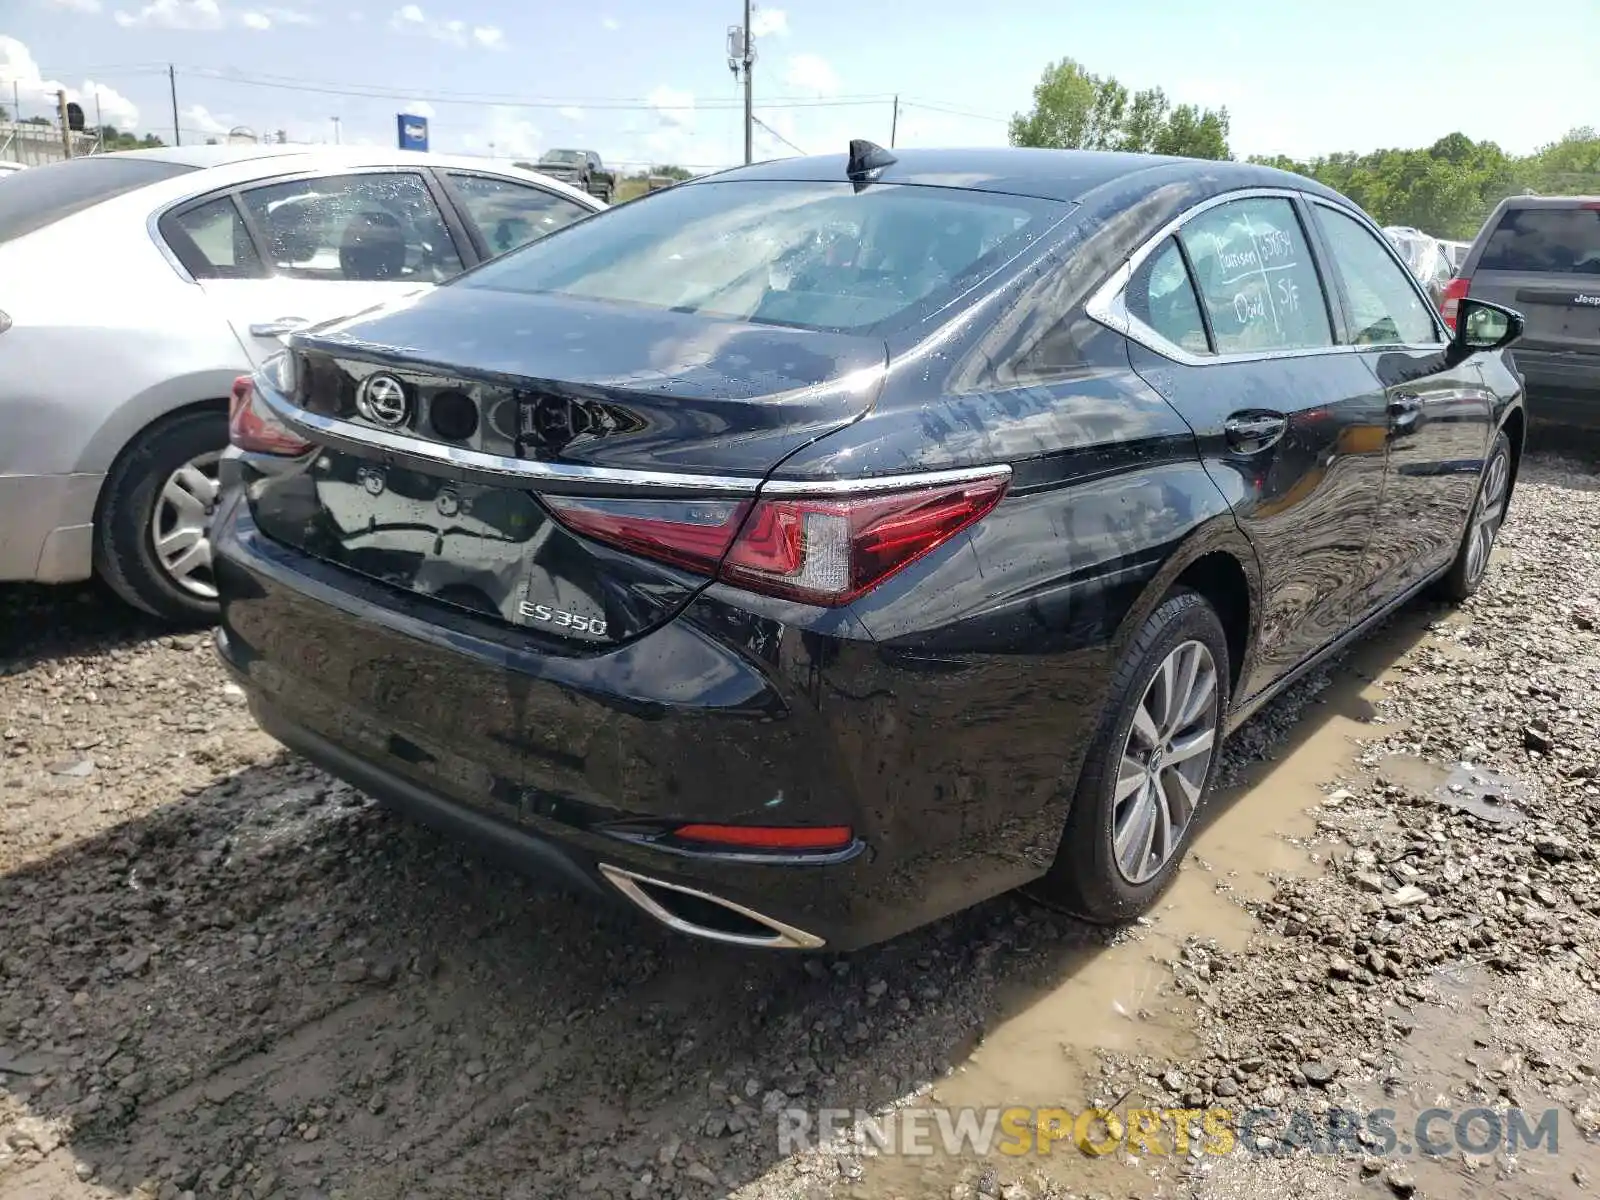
[528,149,615,203]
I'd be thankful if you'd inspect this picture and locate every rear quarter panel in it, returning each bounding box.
[0,206,245,477]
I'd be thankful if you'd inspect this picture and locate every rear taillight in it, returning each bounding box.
[228,375,312,456]
[544,473,1009,607]
[1440,276,1470,330]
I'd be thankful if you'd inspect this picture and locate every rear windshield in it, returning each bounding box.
[454,179,1066,334]
[0,156,196,246]
[1477,204,1600,274]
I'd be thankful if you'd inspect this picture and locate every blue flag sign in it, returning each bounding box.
[397,114,429,152]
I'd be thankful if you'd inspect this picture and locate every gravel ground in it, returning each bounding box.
[1,449,1597,1200]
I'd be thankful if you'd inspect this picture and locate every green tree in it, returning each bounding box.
[1152,104,1230,160]
[1010,58,1231,160]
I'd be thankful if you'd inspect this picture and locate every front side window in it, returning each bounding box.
[454,179,1064,335]
[1478,205,1600,275]
[238,172,463,283]
[1125,237,1209,355]
[448,174,592,256]
[163,195,263,279]
[1315,206,1442,346]
[1179,197,1333,354]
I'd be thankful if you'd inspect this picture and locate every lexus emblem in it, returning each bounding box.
[356,373,410,428]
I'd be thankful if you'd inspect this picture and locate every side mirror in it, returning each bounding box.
[1451,297,1523,355]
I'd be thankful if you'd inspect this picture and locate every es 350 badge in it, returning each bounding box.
[518,601,607,636]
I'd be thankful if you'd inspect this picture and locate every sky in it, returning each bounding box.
[2,0,1597,172]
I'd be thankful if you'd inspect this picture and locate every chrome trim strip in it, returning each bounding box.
[1084,185,1449,367]
[598,863,827,950]
[256,376,1013,498]
[762,464,1012,496]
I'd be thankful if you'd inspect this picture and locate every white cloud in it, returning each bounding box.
[750,7,787,37]
[183,103,232,137]
[460,106,541,160]
[389,5,503,48]
[0,36,140,130]
[558,106,582,121]
[114,0,224,27]
[784,53,838,95]
[647,86,695,131]
[48,0,104,12]
[403,99,436,119]
[601,16,619,30]
[241,10,270,27]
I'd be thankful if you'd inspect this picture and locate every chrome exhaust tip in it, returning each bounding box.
[598,864,826,950]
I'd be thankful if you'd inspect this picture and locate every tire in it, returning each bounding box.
[1436,430,1512,603]
[1036,588,1232,923]
[93,407,228,625]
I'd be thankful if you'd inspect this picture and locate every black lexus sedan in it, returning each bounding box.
[213,144,1526,951]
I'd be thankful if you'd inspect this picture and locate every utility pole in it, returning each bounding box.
[56,90,72,159]
[331,116,341,145]
[890,95,899,148]
[94,92,103,153]
[168,64,180,146]
[742,0,753,165]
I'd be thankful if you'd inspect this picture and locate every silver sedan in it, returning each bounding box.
[0,144,604,621]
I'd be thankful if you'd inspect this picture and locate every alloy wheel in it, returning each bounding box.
[1111,639,1219,885]
[1464,448,1509,586]
[149,451,222,600]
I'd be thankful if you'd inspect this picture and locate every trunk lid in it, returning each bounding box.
[247,285,887,647]
[1467,202,1600,355]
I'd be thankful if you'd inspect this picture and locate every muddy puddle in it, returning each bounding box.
[1338,965,1600,1200]
[1375,753,1532,826]
[843,614,1447,1199]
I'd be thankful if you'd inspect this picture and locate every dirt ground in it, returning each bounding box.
[1,448,1598,1200]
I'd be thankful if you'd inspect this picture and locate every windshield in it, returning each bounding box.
[540,151,584,165]
[0,156,196,246]
[454,179,1065,334]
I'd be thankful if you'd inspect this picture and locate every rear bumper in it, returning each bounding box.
[211,494,1049,949]
[0,472,103,583]
[1511,349,1600,426]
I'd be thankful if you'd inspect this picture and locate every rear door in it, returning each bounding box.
[1465,199,1600,358]
[159,168,469,368]
[1121,192,1389,705]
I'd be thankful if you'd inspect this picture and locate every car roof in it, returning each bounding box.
[690,146,1345,206]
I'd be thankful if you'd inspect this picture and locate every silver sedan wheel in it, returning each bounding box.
[1464,448,1509,586]
[1112,639,1219,885]
[149,451,222,599]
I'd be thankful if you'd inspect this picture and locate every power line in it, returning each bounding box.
[751,114,805,156]
[900,98,1010,124]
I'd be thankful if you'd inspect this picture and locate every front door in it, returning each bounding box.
[1306,201,1495,613]
[1122,194,1390,705]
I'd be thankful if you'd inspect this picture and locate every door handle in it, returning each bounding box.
[1224,412,1287,452]
[1388,393,1421,432]
[248,317,310,338]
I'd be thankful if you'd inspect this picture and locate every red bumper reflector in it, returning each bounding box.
[672,824,853,851]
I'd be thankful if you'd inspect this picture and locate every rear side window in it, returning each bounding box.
[1178,197,1333,354]
[162,195,265,279]
[1126,237,1209,355]
[0,156,196,246]
[1478,205,1600,274]
[238,172,463,283]
[446,173,592,256]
